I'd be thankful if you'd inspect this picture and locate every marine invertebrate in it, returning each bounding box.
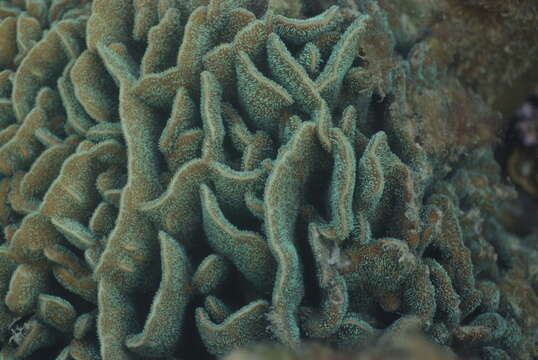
[507,96,538,198]
[0,0,535,359]
[374,0,538,112]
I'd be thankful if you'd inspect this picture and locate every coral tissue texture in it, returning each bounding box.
[0,0,536,359]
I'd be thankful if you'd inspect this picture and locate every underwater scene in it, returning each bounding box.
[0,0,537,359]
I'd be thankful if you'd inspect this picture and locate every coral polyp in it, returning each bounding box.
[0,0,536,359]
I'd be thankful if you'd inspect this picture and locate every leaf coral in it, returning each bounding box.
[0,0,535,359]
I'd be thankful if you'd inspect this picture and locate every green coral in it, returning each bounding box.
[0,0,535,359]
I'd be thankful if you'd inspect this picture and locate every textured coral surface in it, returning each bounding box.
[0,0,536,359]
[377,0,538,114]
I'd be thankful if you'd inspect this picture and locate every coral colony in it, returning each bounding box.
[0,0,536,359]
